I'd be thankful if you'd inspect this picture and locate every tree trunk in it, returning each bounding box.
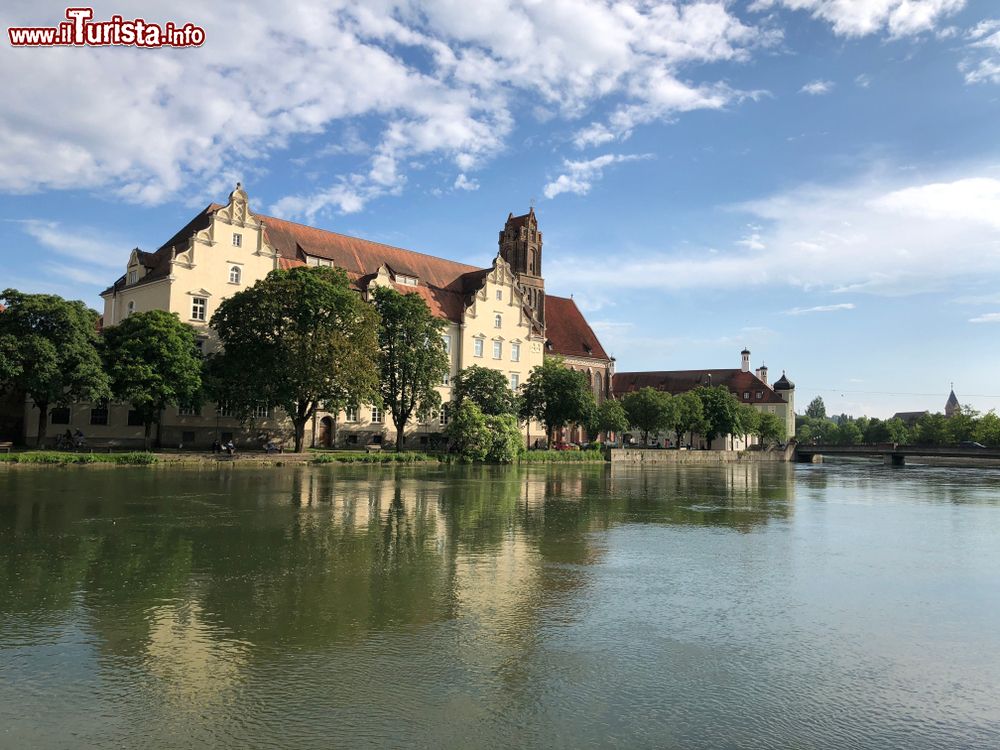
[144,421,152,451]
[35,401,48,448]
[293,417,306,453]
[394,413,406,451]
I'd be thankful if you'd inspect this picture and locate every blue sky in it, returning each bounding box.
[2,0,999,417]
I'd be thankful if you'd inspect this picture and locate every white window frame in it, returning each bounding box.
[494,313,502,329]
[493,340,502,359]
[345,406,358,423]
[229,266,242,284]
[370,406,383,424]
[510,373,519,390]
[439,405,449,426]
[474,338,484,358]
[232,233,242,247]
[127,269,138,285]
[496,289,502,300]
[511,342,520,362]
[191,297,207,321]
[442,372,450,386]
[442,334,451,355]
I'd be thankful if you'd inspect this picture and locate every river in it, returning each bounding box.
[1,463,998,749]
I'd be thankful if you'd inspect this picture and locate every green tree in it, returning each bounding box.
[485,413,524,463]
[519,356,596,445]
[102,310,203,449]
[885,418,910,444]
[452,364,518,416]
[446,400,490,461]
[804,396,826,420]
[832,420,863,446]
[974,410,1000,447]
[946,406,980,444]
[755,411,786,446]
[621,387,672,445]
[371,287,450,451]
[0,289,110,447]
[210,266,380,453]
[588,398,629,440]
[735,403,760,447]
[914,412,949,446]
[695,386,742,449]
[669,391,704,448]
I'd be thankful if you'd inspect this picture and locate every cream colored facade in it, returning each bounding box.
[25,185,604,449]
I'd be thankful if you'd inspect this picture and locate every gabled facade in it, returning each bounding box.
[25,185,613,449]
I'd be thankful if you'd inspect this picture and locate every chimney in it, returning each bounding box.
[741,348,750,373]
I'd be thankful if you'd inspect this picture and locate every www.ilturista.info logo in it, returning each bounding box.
[8,7,205,48]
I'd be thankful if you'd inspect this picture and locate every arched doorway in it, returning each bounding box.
[319,416,334,448]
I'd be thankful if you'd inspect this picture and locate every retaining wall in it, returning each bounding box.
[608,445,793,464]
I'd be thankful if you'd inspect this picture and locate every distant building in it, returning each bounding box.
[945,387,961,417]
[892,387,961,425]
[613,348,795,449]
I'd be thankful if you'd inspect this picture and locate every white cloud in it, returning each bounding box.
[784,303,856,315]
[969,312,1000,323]
[548,172,1000,295]
[453,173,479,191]
[960,19,1000,84]
[543,153,651,199]
[16,220,125,268]
[0,1,780,217]
[800,79,834,95]
[855,73,872,87]
[751,0,965,38]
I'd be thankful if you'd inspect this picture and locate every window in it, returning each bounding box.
[439,405,449,426]
[127,410,144,426]
[370,406,382,424]
[493,340,502,359]
[510,373,519,390]
[191,297,207,321]
[178,403,201,417]
[229,266,241,284]
[127,269,138,285]
[51,407,71,425]
[442,372,450,386]
[511,342,520,362]
[743,392,750,400]
[474,338,484,357]
[756,392,763,400]
[251,405,270,419]
[232,233,242,247]
[217,402,235,418]
[442,334,451,355]
[494,313,502,329]
[396,274,418,286]
[345,406,358,423]
[126,301,135,317]
[496,290,502,300]
[90,403,109,426]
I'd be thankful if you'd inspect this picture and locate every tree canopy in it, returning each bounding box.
[102,310,203,448]
[695,386,743,449]
[370,286,450,451]
[519,356,595,444]
[446,400,523,463]
[0,289,110,446]
[621,387,673,444]
[670,391,705,448]
[209,266,380,452]
[588,398,629,440]
[452,364,519,416]
[805,396,827,420]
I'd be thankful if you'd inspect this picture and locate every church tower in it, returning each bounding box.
[499,208,545,323]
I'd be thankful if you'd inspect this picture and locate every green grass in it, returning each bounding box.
[311,451,442,464]
[0,451,158,465]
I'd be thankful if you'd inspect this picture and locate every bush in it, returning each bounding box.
[0,451,158,465]
[521,449,606,463]
[485,413,524,464]
[311,451,440,464]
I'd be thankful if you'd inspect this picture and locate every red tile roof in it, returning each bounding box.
[614,369,785,404]
[544,295,610,361]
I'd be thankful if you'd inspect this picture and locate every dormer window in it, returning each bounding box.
[229,266,241,284]
[232,233,242,247]
[396,274,418,286]
[127,269,138,285]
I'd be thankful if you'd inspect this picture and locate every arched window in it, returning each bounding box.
[529,250,536,274]
[126,300,135,317]
[494,313,502,329]
[229,266,241,284]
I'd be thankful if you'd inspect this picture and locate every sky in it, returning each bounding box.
[2,0,999,418]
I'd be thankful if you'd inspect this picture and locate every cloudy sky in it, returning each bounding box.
[2,0,999,417]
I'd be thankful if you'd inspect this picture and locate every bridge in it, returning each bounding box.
[794,443,1000,466]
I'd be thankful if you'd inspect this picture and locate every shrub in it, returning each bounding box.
[485,413,524,464]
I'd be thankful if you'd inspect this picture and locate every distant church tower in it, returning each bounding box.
[945,386,961,417]
[499,208,545,323]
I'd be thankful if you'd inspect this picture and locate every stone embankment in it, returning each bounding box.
[608,444,794,464]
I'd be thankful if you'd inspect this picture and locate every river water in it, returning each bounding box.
[1,463,998,749]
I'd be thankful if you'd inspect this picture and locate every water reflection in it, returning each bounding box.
[2,463,998,749]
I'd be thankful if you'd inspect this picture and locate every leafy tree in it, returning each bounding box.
[210,267,379,452]
[885,418,910,444]
[755,411,786,446]
[695,386,742,449]
[446,400,490,461]
[735,403,760,447]
[371,287,450,451]
[102,310,203,449]
[452,364,518,416]
[669,391,704,448]
[946,406,980,444]
[519,356,596,445]
[485,413,524,463]
[832,421,863,446]
[588,398,629,440]
[974,411,1000,447]
[0,289,110,447]
[913,412,949,446]
[805,396,827,420]
[621,387,672,444]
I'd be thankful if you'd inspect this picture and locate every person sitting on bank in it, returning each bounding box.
[225,440,235,456]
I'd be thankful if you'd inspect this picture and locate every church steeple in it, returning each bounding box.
[945,385,960,417]
[499,207,545,323]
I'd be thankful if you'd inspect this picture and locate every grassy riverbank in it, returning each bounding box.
[0,451,159,465]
